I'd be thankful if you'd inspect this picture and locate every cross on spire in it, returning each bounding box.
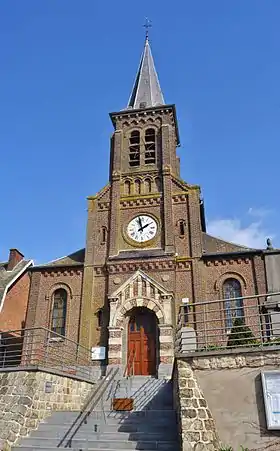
[143,17,152,40]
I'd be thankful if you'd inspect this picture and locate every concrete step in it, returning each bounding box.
[30,429,177,441]
[14,448,178,451]
[46,410,177,422]
[14,438,178,450]
[35,421,174,434]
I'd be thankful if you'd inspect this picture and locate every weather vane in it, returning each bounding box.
[143,17,152,40]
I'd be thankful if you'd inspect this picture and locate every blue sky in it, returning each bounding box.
[1,1,279,263]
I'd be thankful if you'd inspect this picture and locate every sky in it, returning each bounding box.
[0,1,280,264]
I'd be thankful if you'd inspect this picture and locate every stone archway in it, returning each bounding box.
[107,270,174,378]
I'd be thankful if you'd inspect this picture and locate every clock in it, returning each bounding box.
[127,215,158,243]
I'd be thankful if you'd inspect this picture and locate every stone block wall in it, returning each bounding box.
[176,359,220,451]
[0,369,93,449]
[176,349,280,451]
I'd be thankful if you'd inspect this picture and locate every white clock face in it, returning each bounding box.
[127,215,157,243]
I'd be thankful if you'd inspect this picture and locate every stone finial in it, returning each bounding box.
[266,238,273,250]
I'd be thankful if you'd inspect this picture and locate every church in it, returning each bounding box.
[25,35,276,379]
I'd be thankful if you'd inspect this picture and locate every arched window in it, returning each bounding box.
[223,279,244,330]
[145,128,156,164]
[51,289,67,337]
[144,178,152,193]
[124,180,131,195]
[129,131,140,167]
[154,177,161,192]
[178,220,186,237]
[134,179,141,195]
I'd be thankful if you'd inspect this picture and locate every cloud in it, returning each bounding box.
[207,218,273,249]
[247,207,273,219]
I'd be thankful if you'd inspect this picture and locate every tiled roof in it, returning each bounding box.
[0,259,33,311]
[202,232,255,255]
[33,248,85,269]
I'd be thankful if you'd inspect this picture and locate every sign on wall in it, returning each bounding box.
[261,371,280,429]
[91,346,106,361]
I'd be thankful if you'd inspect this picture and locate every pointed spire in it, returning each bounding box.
[127,36,165,110]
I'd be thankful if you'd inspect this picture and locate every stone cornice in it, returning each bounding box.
[93,258,191,275]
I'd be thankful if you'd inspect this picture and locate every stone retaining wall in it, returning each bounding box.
[0,369,93,450]
[176,359,220,451]
[176,349,280,451]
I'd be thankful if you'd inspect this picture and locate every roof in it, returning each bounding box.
[202,232,254,254]
[31,248,85,269]
[0,259,33,312]
[127,37,165,109]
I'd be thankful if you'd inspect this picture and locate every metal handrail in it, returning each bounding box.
[176,290,280,353]
[58,366,119,448]
[0,326,92,353]
[0,327,93,380]
[123,348,136,378]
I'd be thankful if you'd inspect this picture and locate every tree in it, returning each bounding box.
[227,317,255,348]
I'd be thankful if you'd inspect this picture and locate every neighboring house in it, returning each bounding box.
[0,249,33,332]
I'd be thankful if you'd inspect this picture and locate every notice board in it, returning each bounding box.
[261,371,280,430]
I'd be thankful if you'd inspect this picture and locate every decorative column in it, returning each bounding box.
[158,324,174,379]
[158,294,174,379]
[108,296,123,369]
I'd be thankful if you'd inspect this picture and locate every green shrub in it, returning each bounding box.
[227,317,256,348]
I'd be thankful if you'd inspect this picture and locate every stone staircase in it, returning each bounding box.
[12,376,180,450]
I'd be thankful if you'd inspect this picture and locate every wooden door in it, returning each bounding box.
[128,309,157,376]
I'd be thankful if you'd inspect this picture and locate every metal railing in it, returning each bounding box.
[0,327,94,380]
[177,291,280,353]
[58,366,119,448]
[123,348,136,378]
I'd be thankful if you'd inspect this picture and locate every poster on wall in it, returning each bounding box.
[91,346,106,361]
[261,371,280,430]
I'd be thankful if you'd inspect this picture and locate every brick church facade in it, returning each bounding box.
[25,37,273,377]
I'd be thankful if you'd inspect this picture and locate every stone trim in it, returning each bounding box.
[176,344,280,360]
[214,271,247,293]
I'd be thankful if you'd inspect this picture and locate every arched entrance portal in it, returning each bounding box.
[127,307,158,376]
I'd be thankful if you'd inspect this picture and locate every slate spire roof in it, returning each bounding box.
[127,37,165,110]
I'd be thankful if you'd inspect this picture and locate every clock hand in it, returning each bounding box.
[141,222,153,231]
[138,217,143,230]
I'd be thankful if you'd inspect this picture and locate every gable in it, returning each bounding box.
[96,184,111,203]
[110,269,172,300]
[171,176,199,194]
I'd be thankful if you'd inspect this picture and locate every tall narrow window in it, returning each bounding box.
[51,289,67,337]
[124,180,131,195]
[223,279,243,330]
[129,131,140,167]
[178,220,186,237]
[101,226,107,244]
[154,177,161,192]
[96,309,103,328]
[145,128,156,164]
[144,178,152,193]
[135,179,141,195]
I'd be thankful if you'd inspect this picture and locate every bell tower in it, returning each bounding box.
[80,31,203,363]
[108,35,181,257]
